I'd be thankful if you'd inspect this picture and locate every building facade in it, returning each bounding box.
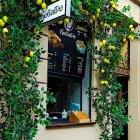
[35,0,140,140]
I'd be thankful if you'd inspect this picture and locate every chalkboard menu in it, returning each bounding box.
[48,20,89,78]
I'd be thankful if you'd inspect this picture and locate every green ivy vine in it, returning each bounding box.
[0,0,56,140]
[72,0,139,140]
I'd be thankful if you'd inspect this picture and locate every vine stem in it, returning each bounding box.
[0,64,12,76]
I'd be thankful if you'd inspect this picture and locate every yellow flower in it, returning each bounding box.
[41,2,47,9]
[3,16,8,23]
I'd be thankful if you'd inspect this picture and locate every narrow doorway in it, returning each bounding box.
[117,76,128,140]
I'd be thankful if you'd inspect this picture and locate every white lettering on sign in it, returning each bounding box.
[60,29,76,39]
[40,0,71,24]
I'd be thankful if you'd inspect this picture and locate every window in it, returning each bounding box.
[47,54,91,125]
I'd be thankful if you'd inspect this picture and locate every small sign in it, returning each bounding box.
[40,0,71,25]
[115,67,130,76]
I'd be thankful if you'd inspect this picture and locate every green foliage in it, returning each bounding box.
[72,0,139,140]
[0,0,55,140]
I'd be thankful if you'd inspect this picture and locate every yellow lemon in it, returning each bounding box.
[100,21,104,26]
[34,29,40,36]
[99,42,103,47]
[89,19,93,24]
[3,16,8,23]
[0,19,5,27]
[95,13,100,18]
[131,28,135,32]
[130,36,134,41]
[96,8,100,13]
[100,81,105,85]
[115,2,119,7]
[92,15,96,20]
[41,2,47,9]
[112,23,116,27]
[103,23,107,27]
[128,35,132,39]
[129,24,133,29]
[111,4,115,8]
[84,10,89,15]
[51,0,57,2]
[64,18,69,23]
[104,58,110,64]
[108,45,112,50]
[3,28,8,33]
[36,0,42,5]
[110,1,114,5]
[112,46,116,50]
[78,6,83,11]
[104,81,108,85]
[58,20,63,24]
[25,57,30,62]
[123,37,126,43]
[102,40,106,45]
[101,69,105,73]
[29,51,34,57]
[24,64,29,68]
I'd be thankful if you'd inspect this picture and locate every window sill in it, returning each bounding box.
[46,122,96,129]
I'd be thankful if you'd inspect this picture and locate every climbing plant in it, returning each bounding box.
[72,0,139,140]
[0,0,56,140]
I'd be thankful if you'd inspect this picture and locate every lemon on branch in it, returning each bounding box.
[3,28,8,33]
[64,18,69,23]
[41,2,47,9]
[100,81,105,85]
[25,57,30,63]
[112,23,116,27]
[115,2,119,7]
[96,8,100,13]
[102,40,107,45]
[101,69,105,73]
[24,64,29,68]
[51,0,57,3]
[36,0,42,5]
[92,15,96,20]
[3,16,8,23]
[89,19,93,24]
[104,81,108,85]
[123,37,127,43]
[0,19,5,27]
[129,24,133,29]
[131,28,135,32]
[104,58,110,64]
[58,20,63,24]
[29,51,34,57]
